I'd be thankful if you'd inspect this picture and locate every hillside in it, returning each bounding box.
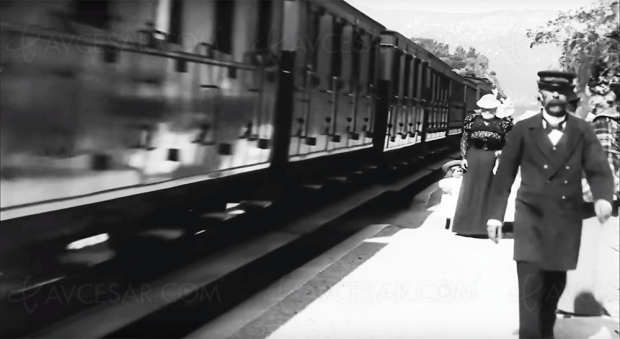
[355,7,563,113]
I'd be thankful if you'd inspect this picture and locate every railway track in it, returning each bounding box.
[0,152,458,338]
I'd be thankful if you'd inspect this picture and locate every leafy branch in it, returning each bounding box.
[526,0,619,91]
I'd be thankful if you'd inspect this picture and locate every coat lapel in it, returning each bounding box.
[547,115,582,179]
[530,115,554,160]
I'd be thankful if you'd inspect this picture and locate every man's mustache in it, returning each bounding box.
[546,99,567,106]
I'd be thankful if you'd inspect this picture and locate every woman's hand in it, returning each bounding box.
[461,159,468,170]
[495,150,502,158]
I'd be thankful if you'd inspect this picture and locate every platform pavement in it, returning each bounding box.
[259,208,619,339]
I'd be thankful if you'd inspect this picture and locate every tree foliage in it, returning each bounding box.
[411,37,451,58]
[411,37,506,99]
[526,0,619,92]
[411,37,490,75]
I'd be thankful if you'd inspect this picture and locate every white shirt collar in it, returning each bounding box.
[541,110,566,128]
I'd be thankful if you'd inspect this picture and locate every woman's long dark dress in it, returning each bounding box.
[452,113,513,236]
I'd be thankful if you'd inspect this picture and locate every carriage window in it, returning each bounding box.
[412,58,420,99]
[330,19,345,78]
[408,56,415,98]
[433,72,439,102]
[452,81,463,103]
[351,30,364,84]
[422,63,430,101]
[167,0,182,44]
[391,51,402,96]
[403,55,412,98]
[214,0,235,54]
[436,74,441,102]
[441,76,446,101]
[72,0,111,29]
[439,76,444,103]
[306,10,322,69]
[424,65,433,103]
[256,0,273,51]
[368,38,379,87]
[433,74,436,101]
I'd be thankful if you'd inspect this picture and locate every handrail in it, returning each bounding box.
[1,23,258,71]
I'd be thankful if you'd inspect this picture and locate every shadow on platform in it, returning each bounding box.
[555,315,619,339]
[569,292,609,317]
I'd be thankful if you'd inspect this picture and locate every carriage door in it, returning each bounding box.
[385,47,403,150]
[346,27,366,148]
[411,58,423,144]
[289,5,324,157]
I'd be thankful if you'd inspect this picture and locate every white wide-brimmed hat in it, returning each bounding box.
[442,160,462,172]
[476,94,501,109]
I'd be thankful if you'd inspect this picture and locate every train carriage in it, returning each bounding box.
[0,0,290,253]
[376,31,426,154]
[271,0,385,184]
[464,81,479,115]
[0,0,286,208]
[0,0,486,278]
[464,75,496,103]
[375,30,472,163]
[284,1,383,159]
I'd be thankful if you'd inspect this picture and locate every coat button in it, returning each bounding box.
[562,196,566,200]
[553,147,557,150]
[564,180,568,185]
[544,164,548,169]
[566,166,570,169]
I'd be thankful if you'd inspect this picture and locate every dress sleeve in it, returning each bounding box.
[460,131,469,159]
[501,116,514,134]
[488,121,525,222]
[460,113,477,159]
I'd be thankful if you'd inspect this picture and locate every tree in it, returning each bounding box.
[466,47,477,59]
[411,38,450,57]
[526,0,619,93]
[454,46,467,59]
[412,38,488,76]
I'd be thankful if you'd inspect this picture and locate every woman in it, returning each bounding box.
[452,94,514,237]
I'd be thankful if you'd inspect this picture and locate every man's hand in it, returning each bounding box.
[594,199,613,224]
[461,159,468,170]
[487,219,503,244]
[495,150,502,158]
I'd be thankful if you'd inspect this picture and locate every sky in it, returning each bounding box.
[347,0,597,13]
[344,0,603,108]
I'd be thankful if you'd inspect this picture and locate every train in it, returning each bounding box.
[0,0,487,262]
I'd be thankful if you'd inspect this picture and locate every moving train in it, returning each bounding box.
[0,0,490,260]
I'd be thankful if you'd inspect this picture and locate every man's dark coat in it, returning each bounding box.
[489,113,614,271]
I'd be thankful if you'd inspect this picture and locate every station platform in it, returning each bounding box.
[208,197,619,339]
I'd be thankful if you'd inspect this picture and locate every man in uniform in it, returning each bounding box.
[485,70,614,339]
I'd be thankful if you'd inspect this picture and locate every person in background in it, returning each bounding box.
[452,94,514,237]
[557,64,620,320]
[438,160,464,231]
[486,70,614,339]
[582,66,620,204]
[566,91,581,115]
